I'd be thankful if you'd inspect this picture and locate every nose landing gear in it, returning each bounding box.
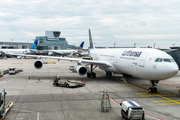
[148,80,159,93]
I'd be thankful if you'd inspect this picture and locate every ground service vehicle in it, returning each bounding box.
[53,76,85,87]
[120,101,145,120]
[8,67,16,74]
[9,67,23,74]
[69,65,76,72]
[0,89,13,119]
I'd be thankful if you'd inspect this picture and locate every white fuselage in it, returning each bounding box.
[90,48,178,80]
[0,49,32,54]
[50,50,80,55]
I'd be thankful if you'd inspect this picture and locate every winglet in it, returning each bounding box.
[89,29,95,49]
[78,42,84,50]
[30,39,38,50]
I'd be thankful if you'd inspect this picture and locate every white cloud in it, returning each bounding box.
[114,34,180,39]
[0,0,180,48]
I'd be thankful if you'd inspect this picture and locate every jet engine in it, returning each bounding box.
[34,60,43,69]
[76,65,87,76]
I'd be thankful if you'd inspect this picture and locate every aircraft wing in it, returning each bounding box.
[7,53,112,67]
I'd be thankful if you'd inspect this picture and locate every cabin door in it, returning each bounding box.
[139,53,148,67]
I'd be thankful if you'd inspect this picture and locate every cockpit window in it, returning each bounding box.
[155,58,175,62]
[155,58,160,62]
[171,59,174,62]
[159,58,163,62]
[164,58,171,62]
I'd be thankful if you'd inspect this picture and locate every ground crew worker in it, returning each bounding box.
[56,74,60,80]
[0,71,2,77]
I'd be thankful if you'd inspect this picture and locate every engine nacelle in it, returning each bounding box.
[34,60,43,69]
[76,65,87,76]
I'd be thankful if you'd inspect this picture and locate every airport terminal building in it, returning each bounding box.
[0,31,78,50]
[36,31,77,50]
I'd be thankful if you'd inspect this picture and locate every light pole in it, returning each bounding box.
[114,43,116,48]
[134,43,136,48]
[154,43,156,49]
[173,43,175,47]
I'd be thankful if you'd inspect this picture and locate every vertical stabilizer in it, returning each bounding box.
[78,42,84,50]
[89,29,95,49]
[30,39,38,50]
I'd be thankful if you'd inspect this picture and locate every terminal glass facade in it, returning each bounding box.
[35,36,67,45]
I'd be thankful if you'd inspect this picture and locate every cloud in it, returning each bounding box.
[114,34,180,39]
[0,0,180,48]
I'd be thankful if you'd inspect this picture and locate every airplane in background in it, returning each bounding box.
[7,29,179,93]
[48,42,85,57]
[0,39,39,56]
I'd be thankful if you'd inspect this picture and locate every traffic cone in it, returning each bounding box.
[28,76,30,79]
[84,80,86,84]
[38,78,40,81]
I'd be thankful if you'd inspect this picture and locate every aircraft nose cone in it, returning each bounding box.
[170,65,179,76]
[166,63,179,78]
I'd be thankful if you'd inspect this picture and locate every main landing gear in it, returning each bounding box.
[148,80,159,93]
[87,64,97,78]
[106,71,112,77]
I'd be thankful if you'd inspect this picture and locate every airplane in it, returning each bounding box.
[0,39,39,56]
[48,41,84,56]
[7,29,179,93]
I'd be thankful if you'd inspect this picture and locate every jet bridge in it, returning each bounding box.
[165,49,180,70]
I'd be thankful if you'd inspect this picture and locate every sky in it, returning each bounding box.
[0,0,180,49]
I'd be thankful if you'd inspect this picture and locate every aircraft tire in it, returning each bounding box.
[87,72,91,78]
[106,72,111,77]
[106,72,108,77]
[109,72,112,77]
[153,87,157,93]
[121,110,124,118]
[148,87,153,93]
[92,72,96,78]
[142,114,145,120]
[148,87,157,93]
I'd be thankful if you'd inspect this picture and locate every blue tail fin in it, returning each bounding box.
[78,42,84,50]
[89,29,95,49]
[30,39,38,50]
